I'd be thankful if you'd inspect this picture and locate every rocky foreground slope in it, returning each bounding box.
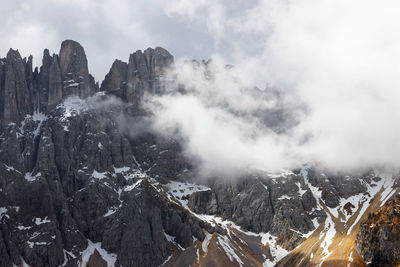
[0,40,399,266]
[356,195,400,266]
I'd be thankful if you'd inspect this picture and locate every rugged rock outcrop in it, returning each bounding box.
[356,195,400,266]
[47,54,63,106]
[0,49,33,123]
[59,40,96,98]
[188,173,323,250]
[101,47,173,105]
[38,49,52,110]
[0,94,212,266]
[0,40,98,126]
[1,40,399,267]
[101,60,128,99]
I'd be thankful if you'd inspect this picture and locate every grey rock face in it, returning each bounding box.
[187,176,317,250]
[2,40,398,267]
[0,91,212,266]
[38,49,52,110]
[0,40,98,125]
[59,40,94,98]
[187,169,374,250]
[0,49,33,123]
[356,195,400,266]
[0,60,4,123]
[101,47,174,105]
[24,56,34,107]
[47,55,63,106]
[100,60,128,98]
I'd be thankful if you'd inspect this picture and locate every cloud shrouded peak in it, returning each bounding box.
[2,0,400,175]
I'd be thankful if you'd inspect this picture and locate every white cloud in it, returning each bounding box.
[3,0,400,174]
[146,0,400,174]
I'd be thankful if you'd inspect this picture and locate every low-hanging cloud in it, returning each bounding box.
[145,58,305,176]
[3,0,400,175]
[145,0,400,175]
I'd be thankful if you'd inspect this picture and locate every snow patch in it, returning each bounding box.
[104,208,117,217]
[302,166,322,203]
[123,169,148,181]
[24,172,41,182]
[4,164,21,174]
[32,112,48,137]
[92,170,107,179]
[339,193,367,222]
[260,232,277,246]
[262,183,268,191]
[113,166,130,174]
[183,208,289,267]
[20,257,30,267]
[202,232,212,255]
[326,206,339,218]
[12,206,20,212]
[259,231,289,264]
[164,232,184,250]
[167,181,211,207]
[265,170,294,178]
[217,235,244,266]
[79,240,117,267]
[19,112,48,138]
[160,255,172,266]
[27,241,49,248]
[65,82,79,87]
[296,182,307,196]
[379,173,396,206]
[33,217,51,225]
[312,218,319,229]
[124,179,143,192]
[348,250,354,264]
[320,214,336,261]
[0,207,8,219]
[57,96,88,131]
[347,172,394,234]
[277,194,291,200]
[17,225,32,230]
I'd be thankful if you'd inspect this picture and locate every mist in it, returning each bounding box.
[143,0,400,175]
[8,0,399,175]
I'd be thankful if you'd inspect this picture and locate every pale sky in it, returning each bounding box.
[3,0,400,172]
[0,0,259,81]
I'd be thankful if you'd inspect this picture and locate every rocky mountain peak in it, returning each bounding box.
[100,46,173,105]
[59,39,94,98]
[0,40,99,125]
[100,59,128,99]
[146,46,174,77]
[6,48,21,61]
[0,41,399,266]
[1,48,33,123]
[59,40,87,75]
[1,41,174,125]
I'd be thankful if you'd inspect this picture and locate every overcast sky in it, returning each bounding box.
[3,0,400,173]
[1,0,261,82]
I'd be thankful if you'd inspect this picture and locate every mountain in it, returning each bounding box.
[0,40,399,267]
[356,195,400,266]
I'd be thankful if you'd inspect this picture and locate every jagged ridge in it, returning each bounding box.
[0,40,399,267]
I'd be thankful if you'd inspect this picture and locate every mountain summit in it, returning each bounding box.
[0,41,398,267]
